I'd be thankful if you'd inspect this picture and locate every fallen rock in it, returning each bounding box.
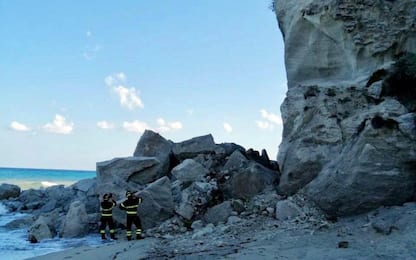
[133,130,174,178]
[28,216,54,243]
[0,183,21,200]
[275,199,304,221]
[204,201,233,225]
[60,201,89,238]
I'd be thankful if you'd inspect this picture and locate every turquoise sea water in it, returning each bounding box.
[0,168,100,259]
[0,167,96,189]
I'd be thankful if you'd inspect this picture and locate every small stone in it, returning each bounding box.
[338,241,349,248]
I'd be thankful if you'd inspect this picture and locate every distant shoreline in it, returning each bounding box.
[0,166,95,173]
[0,179,78,190]
[0,167,96,190]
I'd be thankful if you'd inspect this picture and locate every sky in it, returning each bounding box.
[0,1,287,170]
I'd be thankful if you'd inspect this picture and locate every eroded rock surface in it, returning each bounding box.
[274,0,416,216]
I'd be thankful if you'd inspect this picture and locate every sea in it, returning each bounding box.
[0,167,107,260]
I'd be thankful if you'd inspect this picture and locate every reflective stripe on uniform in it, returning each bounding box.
[101,213,112,217]
[110,229,115,234]
[102,205,114,211]
[100,230,105,234]
[126,231,132,236]
[136,229,142,235]
[126,211,137,215]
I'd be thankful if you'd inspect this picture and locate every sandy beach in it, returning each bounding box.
[28,209,416,260]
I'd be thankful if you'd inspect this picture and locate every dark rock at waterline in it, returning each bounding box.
[0,183,21,200]
[28,216,54,243]
[5,215,36,229]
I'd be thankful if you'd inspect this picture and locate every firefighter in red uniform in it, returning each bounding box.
[119,191,143,240]
[99,193,117,240]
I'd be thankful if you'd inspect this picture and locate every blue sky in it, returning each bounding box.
[0,1,287,170]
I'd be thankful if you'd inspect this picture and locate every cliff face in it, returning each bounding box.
[274,0,416,216]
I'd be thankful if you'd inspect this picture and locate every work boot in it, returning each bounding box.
[101,234,107,240]
[136,235,143,240]
[127,236,132,241]
[110,234,117,240]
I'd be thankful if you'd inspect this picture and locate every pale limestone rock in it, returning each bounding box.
[60,201,88,238]
[274,0,416,216]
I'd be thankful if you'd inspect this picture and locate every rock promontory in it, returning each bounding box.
[274,0,416,216]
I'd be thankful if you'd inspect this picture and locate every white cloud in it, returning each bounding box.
[116,72,126,82]
[114,86,144,110]
[156,118,166,126]
[223,122,233,133]
[155,118,183,132]
[256,120,271,130]
[43,114,74,134]
[260,109,283,125]
[156,126,171,133]
[105,73,144,110]
[10,121,30,132]
[123,120,149,133]
[97,121,115,130]
[256,109,283,131]
[105,72,126,87]
[169,121,183,130]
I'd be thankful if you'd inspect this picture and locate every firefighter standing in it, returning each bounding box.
[99,193,117,240]
[119,191,143,240]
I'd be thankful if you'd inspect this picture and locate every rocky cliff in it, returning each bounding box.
[274,0,416,216]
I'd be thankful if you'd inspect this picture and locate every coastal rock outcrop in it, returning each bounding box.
[0,183,20,200]
[1,180,99,242]
[96,130,280,230]
[273,0,416,216]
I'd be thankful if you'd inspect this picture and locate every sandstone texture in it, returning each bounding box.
[274,0,416,216]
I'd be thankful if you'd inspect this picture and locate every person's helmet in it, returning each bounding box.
[103,193,109,200]
[126,191,132,197]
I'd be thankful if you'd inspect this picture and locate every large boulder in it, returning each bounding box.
[96,157,159,197]
[60,201,89,238]
[173,134,225,160]
[222,150,249,172]
[221,161,279,200]
[18,189,45,211]
[43,185,76,212]
[171,159,209,187]
[217,142,245,157]
[0,183,21,200]
[274,0,416,216]
[133,130,174,178]
[70,178,99,214]
[174,181,217,220]
[204,201,233,225]
[275,199,304,221]
[28,216,54,243]
[113,176,174,230]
